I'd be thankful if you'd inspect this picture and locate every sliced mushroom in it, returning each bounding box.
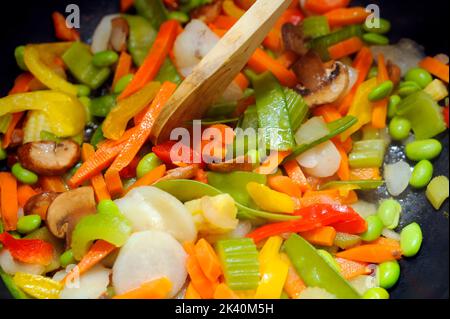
[46,187,97,243]
[293,51,350,107]
[281,23,308,56]
[156,165,199,183]
[207,156,253,173]
[191,0,223,24]
[24,192,60,220]
[8,129,24,149]
[109,17,129,52]
[18,140,81,176]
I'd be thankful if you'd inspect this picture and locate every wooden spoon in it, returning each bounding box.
[151,0,292,144]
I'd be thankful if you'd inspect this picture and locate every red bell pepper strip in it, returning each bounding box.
[443,106,449,128]
[0,232,53,266]
[152,140,205,167]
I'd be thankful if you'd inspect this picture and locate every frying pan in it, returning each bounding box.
[0,0,448,299]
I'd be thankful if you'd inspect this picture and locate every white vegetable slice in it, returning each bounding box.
[384,160,412,196]
[0,250,45,276]
[297,287,337,299]
[351,200,377,219]
[349,275,377,295]
[295,116,330,145]
[112,231,188,298]
[53,264,111,299]
[296,140,342,178]
[91,14,120,53]
[115,186,197,243]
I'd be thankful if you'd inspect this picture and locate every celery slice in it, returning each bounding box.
[426,176,449,210]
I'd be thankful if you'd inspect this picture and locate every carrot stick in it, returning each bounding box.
[313,104,342,122]
[234,72,249,91]
[186,254,217,299]
[185,282,202,299]
[120,0,135,12]
[113,277,172,299]
[235,0,255,10]
[9,73,34,95]
[268,175,302,198]
[248,48,298,87]
[280,253,306,298]
[109,82,177,174]
[63,240,116,284]
[126,165,167,193]
[113,51,132,87]
[81,144,111,202]
[335,143,350,181]
[325,7,369,28]
[335,257,371,280]
[254,151,291,175]
[0,173,18,231]
[276,51,298,69]
[213,283,240,299]
[335,244,402,263]
[300,226,337,246]
[104,170,123,199]
[371,237,401,249]
[372,54,389,128]
[211,15,238,29]
[17,185,38,208]
[419,56,449,83]
[283,160,310,192]
[2,113,25,149]
[39,176,67,193]
[305,0,350,14]
[52,12,80,41]
[328,36,364,60]
[194,239,223,283]
[119,20,179,100]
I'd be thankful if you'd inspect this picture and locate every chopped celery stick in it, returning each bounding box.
[284,88,309,132]
[303,16,330,39]
[349,139,386,168]
[426,176,449,210]
[216,238,260,291]
[423,79,448,102]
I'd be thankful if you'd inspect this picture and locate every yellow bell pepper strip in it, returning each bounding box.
[0,91,86,138]
[223,0,245,19]
[0,267,29,299]
[24,45,77,96]
[340,78,378,141]
[13,272,63,299]
[254,237,288,299]
[246,182,295,214]
[102,81,161,140]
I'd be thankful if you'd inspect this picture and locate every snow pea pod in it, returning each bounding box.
[156,58,182,85]
[123,15,157,66]
[154,179,300,222]
[284,234,361,299]
[134,0,168,30]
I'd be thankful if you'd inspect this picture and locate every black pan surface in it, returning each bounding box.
[0,0,448,299]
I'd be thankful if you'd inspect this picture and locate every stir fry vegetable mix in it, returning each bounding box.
[0,0,448,299]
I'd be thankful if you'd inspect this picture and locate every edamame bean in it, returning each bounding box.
[387,95,401,118]
[368,80,394,101]
[0,147,7,161]
[17,215,41,234]
[377,199,401,230]
[410,160,433,188]
[362,287,390,299]
[89,95,116,117]
[136,153,163,179]
[363,33,389,45]
[11,163,38,185]
[360,215,384,242]
[405,67,433,89]
[363,18,391,34]
[92,50,119,67]
[405,139,442,161]
[378,261,400,289]
[14,45,28,71]
[317,249,341,273]
[60,250,76,268]
[389,116,411,141]
[113,74,134,94]
[368,66,378,79]
[400,222,422,257]
[77,84,91,97]
[397,81,421,97]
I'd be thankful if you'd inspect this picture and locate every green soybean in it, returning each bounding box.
[389,116,411,140]
[363,33,389,45]
[136,153,163,179]
[0,147,7,161]
[363,18,391,34]
[377,199,401,230]
[368,80,394,101]
[14,45,28,71]
[60,250,76,268]
[12,163,38,185]
[77,84,91,97]
[378,261,400,289]
[92,50,119,68]
[113,74,134,94]
[405,139,442,161]
[17,215,42,235]
[410,160,433,188]
[89,95,117,117]
[368,66,378,79]
[362,287,390,299]
[360,215,384,242]
[405,67,433,89]
[400,222,423,257]
[397,81,421,97]
[387,95,401,118]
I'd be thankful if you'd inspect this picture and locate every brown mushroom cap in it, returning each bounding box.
[157,165,200,183]
[191,0,223,23]
[207,156,253,173]
[24,192,60,220]
[281,23,308,56]
[110,17,129,52]
[46,187,97,242]
[18,140,81,176]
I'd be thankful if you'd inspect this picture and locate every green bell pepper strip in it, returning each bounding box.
[134,0,168,30]
[349,139,386,168]
[284,88,309,132]
[62,42,111,90]
[156,58,182,85]
[252,72,295,151]
[154,179,300,222]
[395,91,447,139]
[71,200,132,260]
[0,268,29,299]
[284,234,361,299]
[284,115,357,162]
[89,94,117,118]
[123,15,157,66]
[238,104,259,130]
[90,125,106,149]
[207,171,267,208]
[320,180,385,190]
